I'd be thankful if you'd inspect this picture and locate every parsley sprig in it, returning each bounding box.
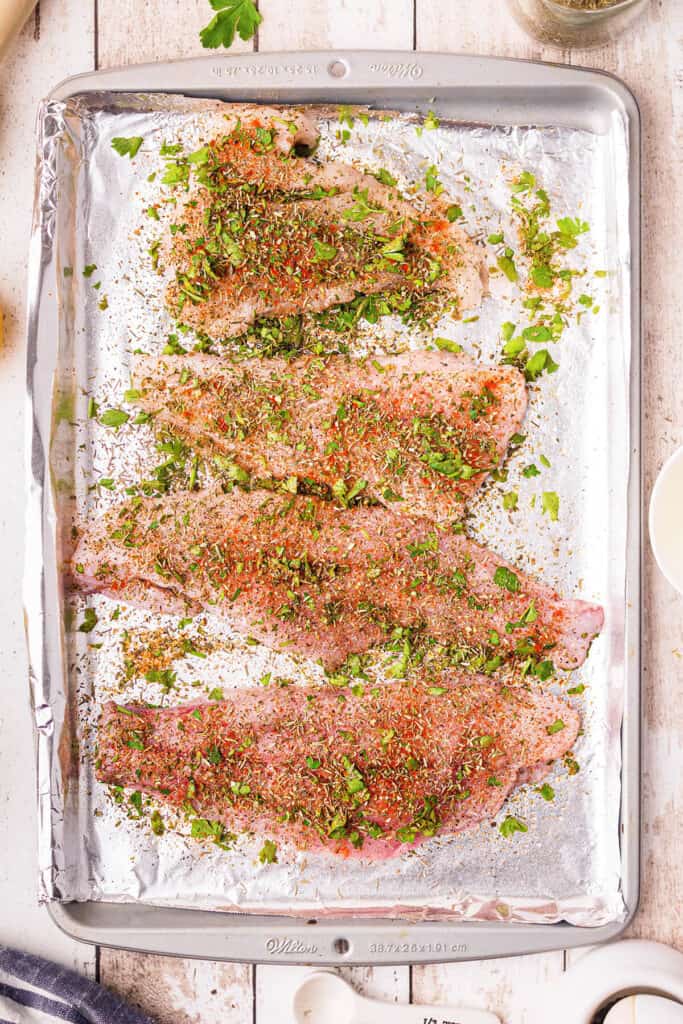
[199,0,262,49]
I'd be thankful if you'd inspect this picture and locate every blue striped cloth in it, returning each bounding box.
[0,947,152,1024]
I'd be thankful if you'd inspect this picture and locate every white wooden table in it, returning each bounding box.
[1,2,681,1021]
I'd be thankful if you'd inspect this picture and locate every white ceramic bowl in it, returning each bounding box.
[649,445,683,595]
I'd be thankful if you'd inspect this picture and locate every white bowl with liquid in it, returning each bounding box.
[649,445,683,594]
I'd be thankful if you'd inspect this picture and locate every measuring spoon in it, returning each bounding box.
[292,971,501,1024]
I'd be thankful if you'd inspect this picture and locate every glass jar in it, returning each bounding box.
[506,0,651,48]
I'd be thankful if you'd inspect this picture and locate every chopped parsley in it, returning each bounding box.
[99,409,129,429]
[493,567,520,593]
[567,683,585,696]
[499,815,528,838]
[373,168,397,187]
[497,249,518,282]
[424,165,443,196]
[434,336,463,354]
[259,839,278,864]
[111,136,143,159]
[311,239,337,262]
[78,608,98,633]
[150,810,165,835]
[541,491,560,521]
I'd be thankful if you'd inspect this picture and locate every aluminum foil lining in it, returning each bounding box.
[26,91,632,926]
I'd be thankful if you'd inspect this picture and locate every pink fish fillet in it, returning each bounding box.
[72,489,604,672]
[131,349,527,521]
[161,103,488,339]
[97,678,580,858]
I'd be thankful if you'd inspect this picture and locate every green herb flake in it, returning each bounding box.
[567,683,585,695]
[497,252,518,282]
[129,790,143,815]
[525,349,559,381]
[522,324,552,343]
[434,336,463,354]
[541,491,560,521]
[151,810,165,835]
[499,815,528,838]
[493,566,520,593]
[547,719,566,735]
[511,171,536,194]
[208,687,224,701]
[78,608,98,633]
[259,839,278,864]
[373,168,397,188]
[531,265,554,289]
[311,239,337,262]
[99,409,130,429]
[425,164,443,196]
[111,136,143,159]
[537,783,555,801]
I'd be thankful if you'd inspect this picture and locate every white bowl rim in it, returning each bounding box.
[648,443,683,596]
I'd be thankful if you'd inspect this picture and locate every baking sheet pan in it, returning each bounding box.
[25,51,641,963]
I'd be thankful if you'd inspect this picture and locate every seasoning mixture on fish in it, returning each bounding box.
[73,490,603,671]
[97,678,579,858]
[132,349,527,520]
[160,104,487,339]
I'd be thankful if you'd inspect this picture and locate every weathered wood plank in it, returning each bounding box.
[415,0,569,62]
[99,951,253,1024]
[255,964,410,1023]
[413,953,564,1024]
[0,0,95,976]
[95,0,254,69]
[258,0,414,51]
